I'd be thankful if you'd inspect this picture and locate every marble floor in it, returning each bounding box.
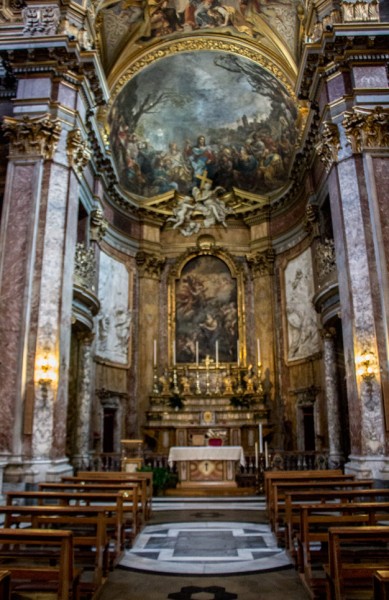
[98,496,311,599]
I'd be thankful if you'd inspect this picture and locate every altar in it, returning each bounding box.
[168,445,245,488]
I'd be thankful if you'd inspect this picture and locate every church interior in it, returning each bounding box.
[0,0,389,497]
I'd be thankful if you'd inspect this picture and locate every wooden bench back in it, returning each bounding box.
[264,469,344,504]
[326,526,389,600]
[0,528,77,600]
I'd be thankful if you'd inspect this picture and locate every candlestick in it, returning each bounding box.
[215,340,219,367]
[173,341,176,366]
[255,442,259,469]
[196,341,199,366]
[257,338,261,365]
[153,339,157,367]
[265,441,269,468]
[237,339,240,366]
[259,423,263,454]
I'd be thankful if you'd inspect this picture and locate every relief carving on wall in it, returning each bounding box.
[67,129,92,176]
[96,252,132,365]
[284,248,320,362]
[22,4,60,35]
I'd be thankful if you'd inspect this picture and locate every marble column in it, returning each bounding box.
[72,333,95,471]
[324,106,389,479]
[322,329,344,468]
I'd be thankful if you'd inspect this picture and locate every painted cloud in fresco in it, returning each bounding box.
[109,51,298,199]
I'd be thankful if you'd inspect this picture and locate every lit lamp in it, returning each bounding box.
[356,351,375,381]
[35,349,58,400]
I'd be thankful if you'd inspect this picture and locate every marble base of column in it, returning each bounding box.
[344,454,386,481]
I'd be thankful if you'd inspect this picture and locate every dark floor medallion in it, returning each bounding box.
[168,585,238,600]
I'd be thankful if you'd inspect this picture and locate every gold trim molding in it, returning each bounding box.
[2,113,61,159]
[107,36,297,110]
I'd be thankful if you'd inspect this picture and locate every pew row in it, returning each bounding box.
[283,485,389,553]
[62,471,153,520]
[264,469,346,509]
[269,478,373,538]
[5,488,141,549]
[0,569,11,600]
[325,526,389,600]
[0,504,115,599]
[0,528,80,600]
[295,502,389,598]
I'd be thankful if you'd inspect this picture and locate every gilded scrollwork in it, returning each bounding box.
[2,114,61,159]
[316,122,340,171]
[67,129,92,176]
[74,243,97,292]
[135,250,166,279]
[343,106,389,153]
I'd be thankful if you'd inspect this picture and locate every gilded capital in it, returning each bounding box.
[246,248,275,277]
[136,250,166,280]
[67,129,91,176]
[316,123,340,171]
[2,114,61,159]
[343,106,389,153]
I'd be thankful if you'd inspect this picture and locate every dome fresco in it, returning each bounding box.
[108,51,298,202]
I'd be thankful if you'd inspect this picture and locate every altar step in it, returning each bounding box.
[163,485,258,497]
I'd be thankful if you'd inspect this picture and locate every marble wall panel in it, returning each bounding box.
[352,66,388,88]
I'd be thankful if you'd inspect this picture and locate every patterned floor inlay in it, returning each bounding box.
[120,521,292,574]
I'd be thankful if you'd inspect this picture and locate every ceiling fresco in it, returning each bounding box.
[108,51,299,205]
[98,0,300,71]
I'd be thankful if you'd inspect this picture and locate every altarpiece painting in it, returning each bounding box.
[174,255,238,364]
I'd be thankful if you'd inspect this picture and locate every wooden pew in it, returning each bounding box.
[39,481,144,533]
[264,469,345,509]
[325,526,389,600]
[0,528,80,600]
[63,471,153,520]
[270,478,372,538]
[5,488,140,551]
[0,569,11,600]
[0,504,111,599]
[295,502,389,598]
[283,484,386,553]
[373,570,389,600]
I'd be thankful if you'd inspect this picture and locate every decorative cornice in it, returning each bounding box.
[316,122,340,171]
[343,106,389,153]
[246,248,275,277]
[2,113,61,159]
[67,128,91,176]
[342,0,380,23]
[135,250,166,280]
[22,4,60,36]
[90,207,108,242]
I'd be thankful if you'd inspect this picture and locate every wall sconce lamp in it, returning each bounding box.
[356,351,376,381]
[35,349,58,400]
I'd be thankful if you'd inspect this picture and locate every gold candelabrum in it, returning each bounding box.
[151,360,265,399]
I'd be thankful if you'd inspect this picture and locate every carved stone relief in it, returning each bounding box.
[284,248,320,361]
[96,251,132,365]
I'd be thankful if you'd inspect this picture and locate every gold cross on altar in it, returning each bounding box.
[197,169,212,190]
